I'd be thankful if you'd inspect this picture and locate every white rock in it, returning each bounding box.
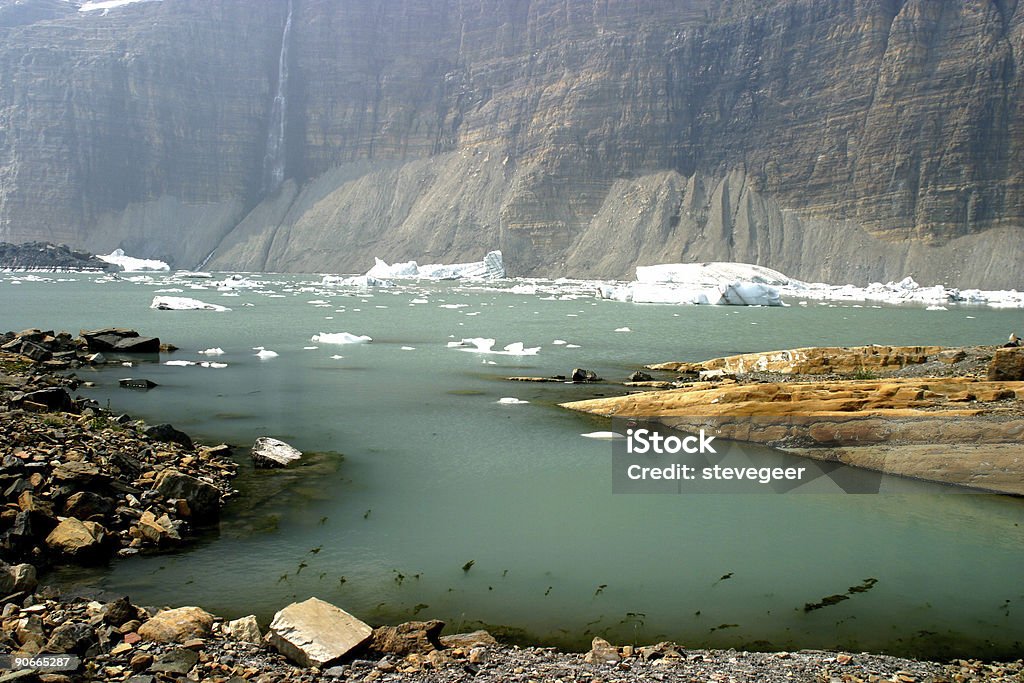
[251,437,302,468]
[265,597,372,668]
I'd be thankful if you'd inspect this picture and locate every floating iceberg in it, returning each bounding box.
[311,332,372,344]
[581,431,626,440]
[98,249,170,272]
[602,262,785,306]
[198,347,225,355]
[449,338,540,356]
[255,349,278,360]
[781,275,1024,309]
[151,296,230,312]
[365,250,505,280]
[321,274,393,288]
[497,397,530,405]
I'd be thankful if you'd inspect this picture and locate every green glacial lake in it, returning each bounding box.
[4,271,1023,658]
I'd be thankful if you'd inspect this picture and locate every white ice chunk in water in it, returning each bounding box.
[614,327,631,332]
[255,349,279,359]
[164,360,195,366]
[497,397,530,405]
[151,296,230,312]
[449,338,540,356]
[198,347,225,355]
[311,332,372,344]
[581,431,626,440]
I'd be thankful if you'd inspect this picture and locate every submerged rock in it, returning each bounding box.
[265,597,372,668]
[251,436,302,468]
[153,469,222,522]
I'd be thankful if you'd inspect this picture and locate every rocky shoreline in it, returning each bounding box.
[0,243,115,273]
[1,330,1022,681]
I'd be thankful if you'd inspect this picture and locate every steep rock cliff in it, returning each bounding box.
[0,0,1021,287]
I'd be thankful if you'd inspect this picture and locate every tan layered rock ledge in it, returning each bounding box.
[563,345,1024,495]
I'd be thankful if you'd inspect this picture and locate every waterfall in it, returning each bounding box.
[262,0,293,194]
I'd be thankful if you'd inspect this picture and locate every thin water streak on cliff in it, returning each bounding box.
[263,0,294,195]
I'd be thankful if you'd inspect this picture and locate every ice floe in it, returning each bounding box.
[255,349,279,360]
[601,262,785,306]
[151,296,230,312]
[448,338,540,356]
[497,397,530,405]
[321,274,393,288]
[311,332,372,344]
[198,347,225,355]
[581,431,626,440]
[365,250,505,280]
[781,275,1024,309]
[97,249,170,272]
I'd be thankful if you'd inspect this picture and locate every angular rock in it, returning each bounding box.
[138,606,214,643]
[225,615,262,644]
[44,622,95,655]
[439,630,498,649]
[104,596,138,627]
[629,370,654,382]
[584,637,621,664]
[112,336,161,353]
[265,597,372,668]
[81,328,139,352]
[987,347,1024,381]
[251,437,302,468]
[0,562,37,596]
[44,518,109,563]
[143,423,193,449]
[16,388,75,413]
[571,368,600,383]
[51,461,104,484]
[153,470,220,522]
[149,648,199,675]
[369,620,444,656]
[63,491,116,521]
